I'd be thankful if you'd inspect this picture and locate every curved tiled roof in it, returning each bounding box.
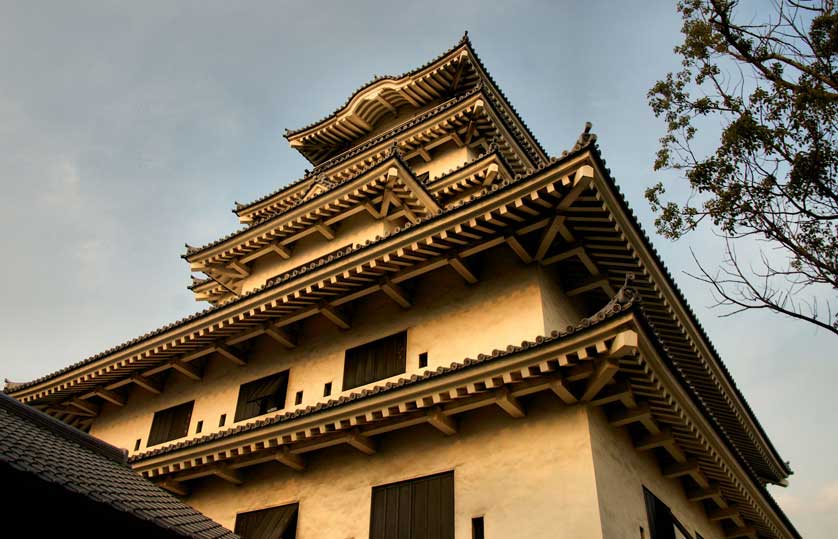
[0,392,237,539]
[284,32,472,138]
[236,32,548,217]
[233,84,485,218]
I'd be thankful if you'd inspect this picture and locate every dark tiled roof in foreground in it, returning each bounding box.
[0,393,237,539]
[131,285,639,462]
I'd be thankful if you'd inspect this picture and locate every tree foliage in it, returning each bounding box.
[648,0,838,335]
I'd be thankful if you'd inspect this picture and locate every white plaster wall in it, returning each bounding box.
[185,395,603,539]
[411,142,476,181]
[587,406,725,539]
[241,212,393,294]
[537,265,587,333]
[91,246,555,455]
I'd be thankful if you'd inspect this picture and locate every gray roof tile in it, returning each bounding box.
[0,393,238,539]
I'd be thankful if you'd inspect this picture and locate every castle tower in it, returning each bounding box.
[5,34,798,539]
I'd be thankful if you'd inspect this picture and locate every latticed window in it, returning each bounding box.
[342,331,407,391]
[234,371,289,422]
[147,401,193,447]
[370,471,454,539]
[235,503,298,539]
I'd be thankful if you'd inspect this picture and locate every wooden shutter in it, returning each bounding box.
[235,371,289,422]
[235,503,298,539]
[343,331,407,390]
[147,401,193,446]
[370,471,454,539]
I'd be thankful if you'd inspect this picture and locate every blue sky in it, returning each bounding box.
[1,1,835,536]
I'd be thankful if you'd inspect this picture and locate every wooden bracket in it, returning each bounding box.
[130,375,162,395]
[93,387,126,407]
[345,430,376,455]
[380,278,411,309]
[320,303,351,330]
[494,387,525,418]
[448,256,478,284]
[169,360,202,381]
[216,345,247,366]
[275,447,306,471]
[427,407,457,435]
[581,357,620,402]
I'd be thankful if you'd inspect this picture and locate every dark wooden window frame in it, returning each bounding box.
[235,502,299,539]
[343,331,407,391]
[369,470,454,539]
[147,400,194,447]
[234,370,290,423]
[644,487,696,539]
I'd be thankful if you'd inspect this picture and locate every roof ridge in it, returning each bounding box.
[233,87,482,217]
[283,34,470,138]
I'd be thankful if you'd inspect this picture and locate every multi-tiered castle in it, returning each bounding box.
[5,34,798,539]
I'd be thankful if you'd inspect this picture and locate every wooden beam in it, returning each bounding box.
[169,360,202,381]
[708,506,741,522]
[608,330,639,358]
[227,261,250,277]
[270,243,293,259]
[93,387,125,407]
[380,189,398,216]
[427,407,457,435]
[315,221,335,240]
[535,215,566,261]
[482,163,499,186]
[635,429,676,451]
[274,447,305,471]
[345,430,376,455]
[216,345,247,366]
[320,304,351,330]
[212,464,243,485]
[662,459,700,479]
[548,377,577,404]
[686,484,722,502]
[159,479,189,496]
[566,276,613,297]
[448,256,478,284]
[608,402,652,427]
[589,381,635,407]
[130,375,162,395]
[381,278,411,308]
[494,387,525,418]
[581,357,619,401]
[724,527,757,539]
[505,234,532,264]
[451,50,467,91]
[69,398,98,416]
[265,325,297,349]
[557,173,592,210]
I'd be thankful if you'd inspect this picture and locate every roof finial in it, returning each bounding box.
[387,141,404,158]
[460,30,470,44]
[570,121,597,153]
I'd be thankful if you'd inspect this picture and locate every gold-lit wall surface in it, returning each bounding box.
[91,247,579,454]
